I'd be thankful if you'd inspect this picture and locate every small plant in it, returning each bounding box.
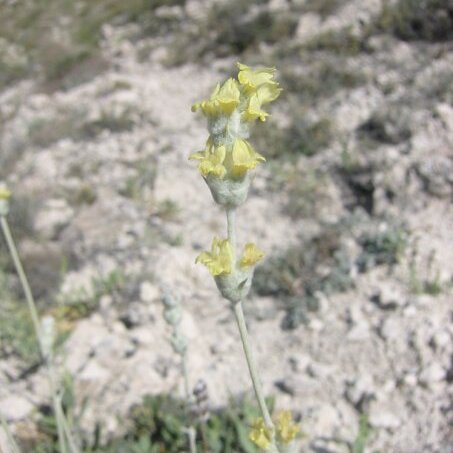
[357,225,407,272]
[375,0,452,42]
[190,63,300,452]
[408,247,446,296]
[254,225,353,329]
[303,27,365,56]
[0,183,79,453]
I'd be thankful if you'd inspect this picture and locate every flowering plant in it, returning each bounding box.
[190,63,299,452]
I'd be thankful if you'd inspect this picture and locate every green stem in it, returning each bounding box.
[0,215,78,453]
[233,301,274,429]
[225,208,278,451]
[226,208,236,253]
[1,413,22,453]
[182,353,197,453]
[0,216,41,341]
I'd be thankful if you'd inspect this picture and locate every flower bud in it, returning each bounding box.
[171,331,188,355]
[164,306,183,326]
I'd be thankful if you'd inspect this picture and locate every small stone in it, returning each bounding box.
[140,281,158,303]
[371,284,406,309]
[34,198,74,240]
[419,363,446,386]
[308,361,336,379]
[430,331,451,350]
[369,404,401,430]
[379,318,401,341]
[308,318,324,332]
[274,375,321,397]
[347,322,370,341]
[0,395,33,421]
[80,361,110,382]
[403,373,417,387]
[345,374,375,410]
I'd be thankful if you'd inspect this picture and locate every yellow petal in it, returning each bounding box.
[243,93,269,122]
[249,418,273,450]
[195,237,233,276]
[216,78,240,113]
[275,411,300,445]
[188,151,205,160]
[257,83,282,105]
[240,243,265,267]
[191,143,227,178]
[237,62,276,92]
[232,139,265,176]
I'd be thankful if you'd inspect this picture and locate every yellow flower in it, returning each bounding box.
[237,63,277,93]
[240,243,265,267]
[249,418,273,451]
[275,411,300,445]
[243,93,269,122]
[196,237,234,276]
[189,141,227,178]
[192,78,240,116]
[0,186,11,200]
[231,139,266,176]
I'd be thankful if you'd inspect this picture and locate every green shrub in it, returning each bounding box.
[30,394,275,453]
[254,226,353,329]
[376,0,453,42]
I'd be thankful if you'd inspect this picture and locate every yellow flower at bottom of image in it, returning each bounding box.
[275,410,300,445]
[195,237,234,276]
[240,243,265,267]
[249,417,273,451]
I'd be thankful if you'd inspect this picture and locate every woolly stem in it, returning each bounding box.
[226,209,278,451]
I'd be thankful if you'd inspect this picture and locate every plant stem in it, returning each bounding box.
[0,215,78,453]
[225,208,279,451]
[233,301,274,429]
[0,216,41,341]
[182,353,197,453]
[1,413,22,453]
[226,208,236,254]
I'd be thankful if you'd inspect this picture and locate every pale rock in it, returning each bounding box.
[431,331,451,350]
[308,361,336,379]
[0,395,33,421]
[275,374,321,397]
[140,281,159,303]
[379,317,402,342]
[419,363,446,386]
[345,374,375,409]
[403,373,418,387]
[295,13,322,41]
[371,284,406,309]
[435,103,453,131]
[369,403,401,430]
[80,361,110,382]
[308,318,324,332]
[347,322,370,341]
[313,404,340,434]
[34,198,74,239]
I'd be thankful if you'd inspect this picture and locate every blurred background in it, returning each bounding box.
[0,0,452,451]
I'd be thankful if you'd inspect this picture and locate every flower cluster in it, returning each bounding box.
[189,63,281,209]
[190,63,280,303]
[249,411,300,451]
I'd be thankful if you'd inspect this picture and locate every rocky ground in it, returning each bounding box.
[0,0,452,452]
